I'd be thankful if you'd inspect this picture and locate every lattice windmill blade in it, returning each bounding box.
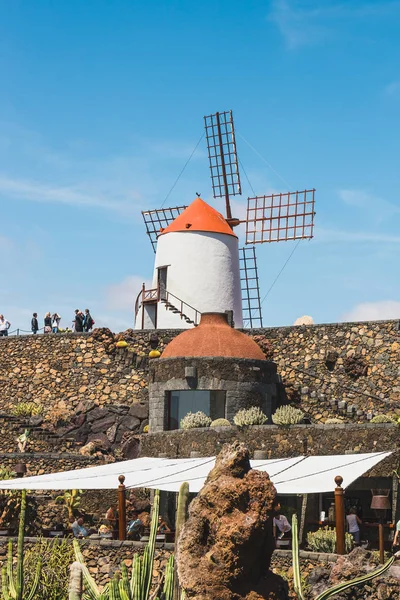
[142,205,188,252]
[245,189,316,244]
[239,246,263,328]
[204,110,241,220]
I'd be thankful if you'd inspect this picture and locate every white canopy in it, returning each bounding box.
[0,451,391,495]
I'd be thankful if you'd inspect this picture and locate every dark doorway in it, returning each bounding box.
[158,267,168,300]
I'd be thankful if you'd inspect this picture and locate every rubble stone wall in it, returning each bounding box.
[0,319,398,455]
[140,423,399,475]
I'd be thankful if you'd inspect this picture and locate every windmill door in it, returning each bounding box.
[157,266,168,300]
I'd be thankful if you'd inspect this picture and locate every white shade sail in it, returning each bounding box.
[0,451,391,495]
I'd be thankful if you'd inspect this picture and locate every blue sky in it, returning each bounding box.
[1,0,399,332]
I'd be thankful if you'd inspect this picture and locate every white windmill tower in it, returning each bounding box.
[135,110,316,330]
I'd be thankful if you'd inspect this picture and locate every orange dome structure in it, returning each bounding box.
[161,313,266,360]
[159,198,237,238]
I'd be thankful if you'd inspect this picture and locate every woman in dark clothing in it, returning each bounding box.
[31,313,39,334]
[83,308,94,332]
[74,309,84,332]
[44,312,52,334]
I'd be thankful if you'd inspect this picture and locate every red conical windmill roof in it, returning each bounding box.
[159,198,237,238]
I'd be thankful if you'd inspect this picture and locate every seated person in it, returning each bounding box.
[70,516,89,538]
[98,524,112,538]
[127,511,143,540]
[157,515,171,534]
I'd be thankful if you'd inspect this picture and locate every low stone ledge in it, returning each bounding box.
[273,549,338,562]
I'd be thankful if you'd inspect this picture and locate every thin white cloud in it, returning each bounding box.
[269,1,400,49]
[0,235,15,252]
[384,80,400,97]
[105,275,152,310]
[339,188,400,217]
[316,227,400,244]
[0,175,128,212]
[341,300,400,321]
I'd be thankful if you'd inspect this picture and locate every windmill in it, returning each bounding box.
[139,110,315,329]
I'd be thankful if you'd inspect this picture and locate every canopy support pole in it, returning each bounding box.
[334,475,345,554]
[118,475,126,541]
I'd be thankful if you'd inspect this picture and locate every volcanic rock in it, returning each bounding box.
[176,442,288,600]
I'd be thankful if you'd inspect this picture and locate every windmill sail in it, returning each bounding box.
[245,189,315,244]
[239,246,263,328]
[204,110,241,219]
[142,206,188,252]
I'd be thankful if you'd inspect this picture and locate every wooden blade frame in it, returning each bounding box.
[239,246,263,328]
[142,206,188,252]
[204,110,241,219]
[245,189,315,244]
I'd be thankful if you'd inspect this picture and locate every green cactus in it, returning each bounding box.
[291,511,396,600]
[291,514,304,600]
[1,489,42,600]
[73,490,162,600]
[68,562,83,600]
[315,555,395,599]
[174,483,189,600]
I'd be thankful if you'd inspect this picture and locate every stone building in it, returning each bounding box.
[148,312,281,431]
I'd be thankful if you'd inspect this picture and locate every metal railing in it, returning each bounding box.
[162,290,201,325]
[135,283,160,317]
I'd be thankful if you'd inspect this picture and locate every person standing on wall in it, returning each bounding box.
[73,309,84,332]
[31,313,39,334]
[51,313,61,333]
[44,312,52,334]
[0,315,11,337]
[83,308,94,332]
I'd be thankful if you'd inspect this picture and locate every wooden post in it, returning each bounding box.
[334,475,345,555]
[378,520,385,564]
[118,475,126,541]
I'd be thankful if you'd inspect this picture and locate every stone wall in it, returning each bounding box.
[140,423,400,475]
[0,319,398,459]
[250,319,400,422]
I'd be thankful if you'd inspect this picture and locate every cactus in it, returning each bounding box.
[180,412,212,429]
[174,483,189,600]
[210,418,231,428]
[55,489,83,521]
[1,489,42,600]
[73,490,161,600]
[314,555,395,599]
[68,562,83,600]
[291,511,396,600]
[291,514,304,600]
[370,414,396,423]
[272,405,304,425]
[233,407,268,427]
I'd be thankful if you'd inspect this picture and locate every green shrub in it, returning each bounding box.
[370,414,396,423]
[272,405,304,425]
[233,407,268,427]
[12,402,43,417]
[210,418,231,428]
[325,418,345,424]
[307,527,353,554]
[180,411,212,429]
